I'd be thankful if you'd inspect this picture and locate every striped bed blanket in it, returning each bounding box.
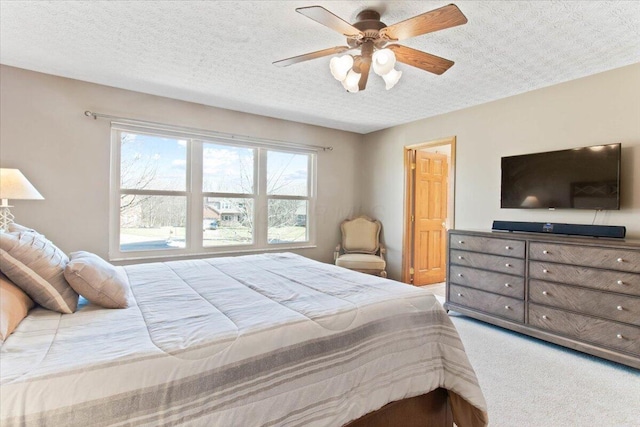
[0,252,487,426]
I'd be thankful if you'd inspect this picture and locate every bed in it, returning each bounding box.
[0,252,488,426]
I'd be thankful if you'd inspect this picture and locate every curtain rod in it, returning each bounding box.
[84,111,333,152]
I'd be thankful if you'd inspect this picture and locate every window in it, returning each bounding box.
[117,132,188,252]
[110,126,315,260]
[267,151,310,244]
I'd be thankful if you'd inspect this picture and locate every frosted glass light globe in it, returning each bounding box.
[329,55,354,81]
[382,68,402,90]
[341,69,361,93]
[372,49,396,76]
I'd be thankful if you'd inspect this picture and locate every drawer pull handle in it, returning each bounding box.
[505,263,511,267]
[458,240,464,244]
[458,255,464,260]
[504,305,511,310]
[505,246,511,250]
[504,283,510,288]
[543,269,549,273]
[457,273,463,277]
[617,258,624,263]
[617,280,625,285]
[457,293,462,297]
[542,250,549,254]
[542,315,548,320]
[616,334,624,339]
[616,305,623,311]
[542,291,548,296]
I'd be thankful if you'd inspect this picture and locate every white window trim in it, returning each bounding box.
[109,125,317,261]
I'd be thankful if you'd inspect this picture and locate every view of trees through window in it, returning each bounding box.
[116,130,313,254]
[266,150,309,244]
[119,133,187,251]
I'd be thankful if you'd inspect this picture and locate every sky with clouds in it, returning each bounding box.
[121,132,309,196]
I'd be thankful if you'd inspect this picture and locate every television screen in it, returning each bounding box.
[501,143,621,210]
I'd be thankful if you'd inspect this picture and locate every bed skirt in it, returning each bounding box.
[346,388,452,427]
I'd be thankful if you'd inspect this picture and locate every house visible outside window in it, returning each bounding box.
[110,126,316,260]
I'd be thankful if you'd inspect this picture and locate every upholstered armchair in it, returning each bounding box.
[334,215,387,278]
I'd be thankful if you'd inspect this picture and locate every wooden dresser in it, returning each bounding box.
[444,229,640,369]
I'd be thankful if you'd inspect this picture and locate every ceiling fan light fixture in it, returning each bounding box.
[382,68,402,90]
[341,69,361,92]
[372,48,396,76]
[329,55,354,81]
[277,4,468,92]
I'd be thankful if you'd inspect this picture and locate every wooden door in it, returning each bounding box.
[412,150,448,285]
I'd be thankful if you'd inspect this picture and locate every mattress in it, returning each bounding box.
[0,252,487,426]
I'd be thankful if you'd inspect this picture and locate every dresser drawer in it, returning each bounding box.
[529,261,640,297]
[529,280,640,326]
[449,265,524,298]
[449,233,525,258]
[449,284,524,323]
[529,303,640,357]
[450,250,525,276]
[530,242,640,273]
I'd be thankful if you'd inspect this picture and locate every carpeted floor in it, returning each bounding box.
[436,296,640,426]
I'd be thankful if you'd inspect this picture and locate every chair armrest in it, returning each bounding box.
[379,245,386,261]
[334,244,342,262]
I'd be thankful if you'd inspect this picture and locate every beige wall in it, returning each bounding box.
[0,65,363,264]
[2,64,638,278]
[362,63,640,280]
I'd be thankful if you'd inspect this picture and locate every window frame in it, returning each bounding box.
[109,125,317,261]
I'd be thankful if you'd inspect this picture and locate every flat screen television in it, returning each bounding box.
[501,143,621,210]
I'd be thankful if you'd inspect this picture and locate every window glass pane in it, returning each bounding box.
[268,200,308,244]
[120,132,187,191]
[267,151,309,196]
[203,197,254,247]
[120,195,186,251]
[203,143,254,194]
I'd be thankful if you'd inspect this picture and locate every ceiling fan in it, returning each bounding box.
[273,3,468,92]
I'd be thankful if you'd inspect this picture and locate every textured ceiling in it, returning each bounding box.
[1,1,639,134]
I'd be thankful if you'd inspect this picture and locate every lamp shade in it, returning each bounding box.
[341,69,361,93]
[372,49,396,76]
[382,68,402,90]
[330,55,354,81]
[0,169,44,201]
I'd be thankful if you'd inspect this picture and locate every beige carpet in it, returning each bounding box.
[419,282,446,297]
[439,299,640,426]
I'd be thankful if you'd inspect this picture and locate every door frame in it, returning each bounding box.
[401,136,457,284]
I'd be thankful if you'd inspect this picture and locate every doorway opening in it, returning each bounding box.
[402,137,456,286]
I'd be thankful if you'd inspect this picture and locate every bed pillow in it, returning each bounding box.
[8,223,37,234]
[0,231,78,314]
[0,273,35,341]
[64,251,130,309]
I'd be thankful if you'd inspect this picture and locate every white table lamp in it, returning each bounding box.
[0,168,44,231]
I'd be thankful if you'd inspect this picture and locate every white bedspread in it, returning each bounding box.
[0,253,487,426]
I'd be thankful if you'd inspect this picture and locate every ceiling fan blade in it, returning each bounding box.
[356,41,374,91]
[380,4,468,41]
[273,46,351,67]
[388,45,454,75]
[357,60,371,91]
[296,6,364,39]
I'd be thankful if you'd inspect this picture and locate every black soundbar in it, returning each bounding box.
[492,220,626,239]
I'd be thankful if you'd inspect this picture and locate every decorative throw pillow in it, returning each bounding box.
[64,251,130,309]
[0,231,78,314]
[0,273,35,341]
